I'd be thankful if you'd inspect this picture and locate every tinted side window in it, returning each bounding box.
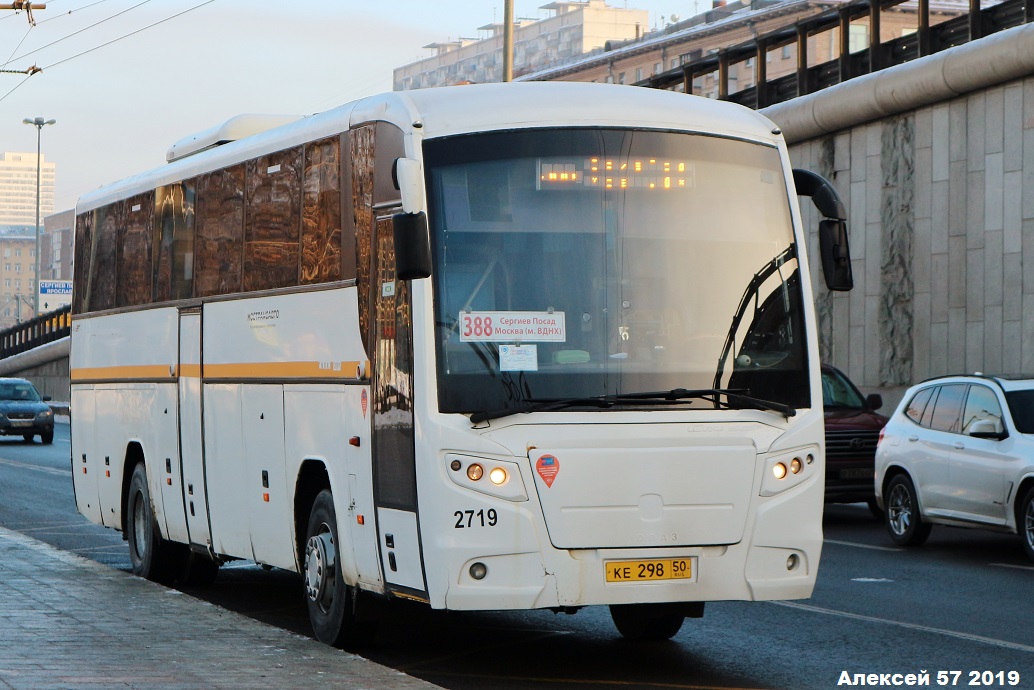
[961,385,1004,434]
[905,387,934,425]
[929,384,966,433]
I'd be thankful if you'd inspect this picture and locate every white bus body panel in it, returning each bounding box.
[284,384,382,590]
[414,409,823,612]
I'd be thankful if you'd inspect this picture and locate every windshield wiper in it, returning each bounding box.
[469,388,795,424]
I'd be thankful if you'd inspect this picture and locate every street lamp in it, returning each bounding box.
[22,115,55,317]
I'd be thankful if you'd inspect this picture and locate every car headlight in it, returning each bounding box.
[37,409,53,419]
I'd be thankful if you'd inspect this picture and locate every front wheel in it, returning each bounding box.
[304,489,374,648]
[885,473,931,546]
[609,604,685,641]
[1019,485,1034,563]
[126,463,178,584]
[41,430,53,445]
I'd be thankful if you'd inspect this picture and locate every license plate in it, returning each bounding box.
[839,468,870,480]
[605,558,693,583]
[10,420,30,427]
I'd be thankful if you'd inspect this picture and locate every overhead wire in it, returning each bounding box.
[0,0,217,105]
[9,0,155,63]
[39,0,216,71]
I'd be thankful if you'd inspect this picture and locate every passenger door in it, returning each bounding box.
[178,309,212,548]
[946,385,1011,524]
[908,384,966,515]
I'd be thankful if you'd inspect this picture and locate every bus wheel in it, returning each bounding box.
[304,489,370,648]
[609,604,685,641]
[126,463,177,584]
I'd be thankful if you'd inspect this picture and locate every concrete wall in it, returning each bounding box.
[0,337,69,405]
[764,23,1034,412]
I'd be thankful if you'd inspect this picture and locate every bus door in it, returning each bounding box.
[371,212,426,596]
[178,309,212,547]
[352,121,426,597]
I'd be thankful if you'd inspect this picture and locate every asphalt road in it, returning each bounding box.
[2,422,1032,690]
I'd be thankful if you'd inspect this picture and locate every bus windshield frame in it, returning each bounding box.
[423,127,810,418]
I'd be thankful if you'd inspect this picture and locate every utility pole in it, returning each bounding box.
[1,2,46,26]
[503,0,514,82]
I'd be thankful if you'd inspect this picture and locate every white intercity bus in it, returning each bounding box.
[71,82,853,646]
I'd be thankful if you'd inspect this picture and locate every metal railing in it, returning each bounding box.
[0,304,72,360]
[640,0,1033,108]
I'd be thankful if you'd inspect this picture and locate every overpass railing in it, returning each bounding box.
[0,305,72,360]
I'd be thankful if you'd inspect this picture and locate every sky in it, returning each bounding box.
[0,0,697,213]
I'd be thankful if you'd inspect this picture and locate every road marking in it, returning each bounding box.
[850,577,893,582]
[772,601,1034,653]
[989,562,1034,572]
[0,456,69,476]
[824,538,903,552]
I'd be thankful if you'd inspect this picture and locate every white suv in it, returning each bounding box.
[875,374,1034,561]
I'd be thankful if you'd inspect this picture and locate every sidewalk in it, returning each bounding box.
[0,527,439,690]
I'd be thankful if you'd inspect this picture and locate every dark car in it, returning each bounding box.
[822,364,887,517]
[0,378,55,444]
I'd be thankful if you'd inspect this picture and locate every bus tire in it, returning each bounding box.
[126,462,177,584]
[609,604,685,641]
[304,489,371,648]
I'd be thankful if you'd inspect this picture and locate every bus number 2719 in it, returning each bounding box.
[454,509,498,528]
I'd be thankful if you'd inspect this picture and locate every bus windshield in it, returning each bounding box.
[424,127,809,417]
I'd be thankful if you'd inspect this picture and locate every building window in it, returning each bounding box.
[635,68,643,82]
[14,249,20,257]
[618,72,625,84]
[849,24,868,52]
[781,45,791,59]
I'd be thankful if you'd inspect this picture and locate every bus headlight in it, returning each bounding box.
[446,454,528,501]
[760,448,816,496]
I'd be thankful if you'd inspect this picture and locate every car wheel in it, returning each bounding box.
[609,604,685,641]
[304,489,375,648]
[126,463,178,584]
[885,473,932,546]
[1020,485,1034,563]
[41,430,53,445]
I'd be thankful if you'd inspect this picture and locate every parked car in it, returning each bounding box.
[822,364,887,517]
[875,374,1034,561]
[0,377,55,444]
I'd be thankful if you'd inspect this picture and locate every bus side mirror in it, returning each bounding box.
[819,220,853,291]
[393,157,425,214]
[793,168,853,292]
[393,211,432,281]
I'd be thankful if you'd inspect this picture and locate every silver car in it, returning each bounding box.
[875,374,1034,561]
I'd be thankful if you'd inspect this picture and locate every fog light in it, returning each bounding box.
[772,462,788,480]
[787,554,800,571]
[489,467,507,485]
[469,562,488,580]
[450,459,462,471]
[790,457,803,474]
[466,463,484,481]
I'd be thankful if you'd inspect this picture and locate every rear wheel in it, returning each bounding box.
[126,463,178,584]
[304,489,374,647]
[885,474,931,546]
[1020,485,1034,563]
[609,604,685,641]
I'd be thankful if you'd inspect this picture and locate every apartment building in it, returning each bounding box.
[393,0,648,90]
[0,151,55,230]
[0,235,37,329]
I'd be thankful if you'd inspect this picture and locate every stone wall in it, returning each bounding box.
[768,26,1034,407]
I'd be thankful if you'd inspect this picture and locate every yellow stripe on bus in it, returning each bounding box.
[70,361,368,382]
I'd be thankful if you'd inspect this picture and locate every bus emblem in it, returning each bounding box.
[536,454,560,488]
[361,389,368,418]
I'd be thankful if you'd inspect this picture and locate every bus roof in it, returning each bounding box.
[76,82,782,213]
